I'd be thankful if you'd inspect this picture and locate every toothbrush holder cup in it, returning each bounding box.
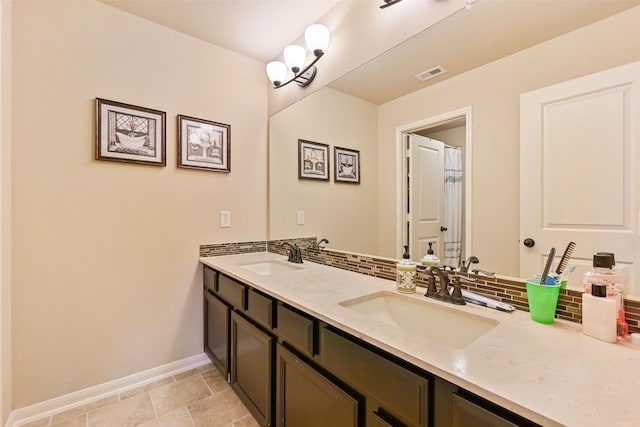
[526,279,561,324]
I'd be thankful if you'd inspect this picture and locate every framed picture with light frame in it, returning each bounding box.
[177,115,231,172]
[334,146,360,184]
[95,98,166,166]
[298,139,329,180]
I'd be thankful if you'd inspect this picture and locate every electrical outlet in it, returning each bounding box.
[297,211,305,225]
[220,211,231,228]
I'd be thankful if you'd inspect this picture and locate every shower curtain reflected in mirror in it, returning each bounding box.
[444,146,462,267]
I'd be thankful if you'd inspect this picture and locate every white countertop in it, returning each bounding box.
[200,252,640,427]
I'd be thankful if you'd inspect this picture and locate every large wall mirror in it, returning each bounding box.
[269,1,640,294]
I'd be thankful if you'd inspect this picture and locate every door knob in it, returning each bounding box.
[523,238,535,248]
[440,226,448,232]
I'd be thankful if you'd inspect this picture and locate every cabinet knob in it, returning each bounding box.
[440,226,448,232]
[523,238,535,248]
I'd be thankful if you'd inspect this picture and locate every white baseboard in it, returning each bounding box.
[7,352,210,427]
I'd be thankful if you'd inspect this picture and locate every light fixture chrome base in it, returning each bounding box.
[294,66,317,87]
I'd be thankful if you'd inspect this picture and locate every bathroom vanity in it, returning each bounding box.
[200,252,640,427]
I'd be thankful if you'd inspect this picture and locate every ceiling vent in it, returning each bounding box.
[415,66,448,82]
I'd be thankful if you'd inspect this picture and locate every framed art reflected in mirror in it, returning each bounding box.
[298,139,329,181]
[334,146,360,184]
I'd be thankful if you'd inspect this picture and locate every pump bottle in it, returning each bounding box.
[421,242,440,267]
[396,245,417,293]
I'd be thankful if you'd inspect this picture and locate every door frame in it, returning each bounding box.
[395,106,473,261]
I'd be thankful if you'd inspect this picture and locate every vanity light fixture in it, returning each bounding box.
[380,0,403,9]
[266,24,330,89]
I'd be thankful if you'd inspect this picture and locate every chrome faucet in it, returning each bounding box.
[281,242,303,264]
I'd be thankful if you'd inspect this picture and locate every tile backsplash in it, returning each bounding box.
[199,239,640,334]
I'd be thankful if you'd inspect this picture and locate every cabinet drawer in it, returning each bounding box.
[203,266,217,293]
[318,326,429,427]
[276,303,315,357]
[246,288,274,329]
[217,275,246,309]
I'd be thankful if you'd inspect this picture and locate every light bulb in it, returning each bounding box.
[266,61,287,86]
[305,24,330,57]
[283,45,306,74]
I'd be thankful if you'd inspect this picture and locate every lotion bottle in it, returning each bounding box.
[396,245,416,294]
[582,283,617,343]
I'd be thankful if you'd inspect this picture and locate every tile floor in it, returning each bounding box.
[21,363,260,427]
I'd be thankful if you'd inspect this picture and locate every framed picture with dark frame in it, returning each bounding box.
[298,139,330,180]
[334,146,360,184]
[95,98,166,166]
[177,115,231,172]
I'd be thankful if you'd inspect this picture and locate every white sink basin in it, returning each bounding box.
[239,260,303,276]
[339,291,499,349]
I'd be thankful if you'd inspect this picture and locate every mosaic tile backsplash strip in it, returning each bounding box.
[200,241,266,257]
[199,240,640,334]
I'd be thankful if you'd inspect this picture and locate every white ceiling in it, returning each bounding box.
[330,0,640,104]
[99,0,640,104]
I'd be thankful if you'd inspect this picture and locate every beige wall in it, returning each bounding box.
[11,0,267,408]
[269,87,378,254]
[377,6,640,275]
[1,0,13,423]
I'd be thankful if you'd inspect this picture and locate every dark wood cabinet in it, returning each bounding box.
[202,264,541,427]
[204,266,275,426]
[231,311,274,426]
[204,290,230,378]
[276,344,359,427]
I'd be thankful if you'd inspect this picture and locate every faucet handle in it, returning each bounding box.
[424,273,437,297]
[450,277,467,305]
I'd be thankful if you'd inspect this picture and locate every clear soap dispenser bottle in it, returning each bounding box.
[396,245,417,294]
[421,242,440,267]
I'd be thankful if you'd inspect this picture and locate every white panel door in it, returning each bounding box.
[520,61,640,293]
[408,134,445,262]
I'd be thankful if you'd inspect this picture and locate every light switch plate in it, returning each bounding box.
[297,211,305,225]
[220,211,231,228]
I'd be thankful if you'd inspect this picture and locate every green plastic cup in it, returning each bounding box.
[526,279,561,324]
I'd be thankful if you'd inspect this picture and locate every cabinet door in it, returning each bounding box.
[231,312,274,427]
[452,394,518,427]
[205,290,230,378]
[276,344,358,427]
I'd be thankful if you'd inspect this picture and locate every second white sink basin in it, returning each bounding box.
[339,291,499,349]
[239,260,303,276]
